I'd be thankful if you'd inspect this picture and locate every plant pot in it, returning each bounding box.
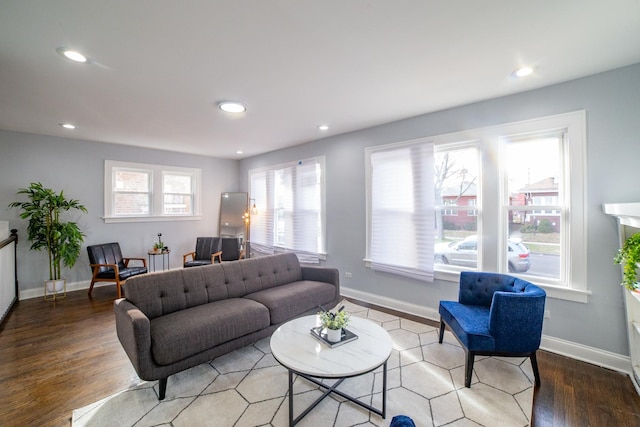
[44,278,66,301]
[46,279,65,293]
[326,327,342,343]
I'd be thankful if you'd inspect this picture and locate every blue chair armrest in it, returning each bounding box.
[489,284,546,352]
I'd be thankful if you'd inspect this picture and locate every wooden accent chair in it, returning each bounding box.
[438,271,546,388]
[183,237,223,267]
[87,242,148,299]
[220,237,245,261]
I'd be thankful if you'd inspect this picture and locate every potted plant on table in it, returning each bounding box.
[151,233,169,254]
[9,182,87,300]
[318,305,350,343]
[614,233,640,291]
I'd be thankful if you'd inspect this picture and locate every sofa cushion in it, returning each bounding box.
[244,280,337,325]
[150,298,270,366]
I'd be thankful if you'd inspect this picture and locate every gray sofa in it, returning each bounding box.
[114,253,340,400]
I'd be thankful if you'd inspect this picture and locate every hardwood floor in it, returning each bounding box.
[1,288,640,427]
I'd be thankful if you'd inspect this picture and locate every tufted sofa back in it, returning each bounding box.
[123,253,303,319]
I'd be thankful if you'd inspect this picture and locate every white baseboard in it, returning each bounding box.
[19,266,183,300]
[341,285,633,378]
[20,279,107,300]
[341,286,441,322]
[540,335,632,376]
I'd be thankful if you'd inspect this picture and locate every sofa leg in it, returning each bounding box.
[465,351,474,388]
[88,280,95,297]
[438,319,445,344]
[158,378,167,400]
[530,352,541,387]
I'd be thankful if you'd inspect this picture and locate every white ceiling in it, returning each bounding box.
[1,1,639,159]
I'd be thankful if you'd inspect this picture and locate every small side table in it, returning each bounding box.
[147,251,170,272]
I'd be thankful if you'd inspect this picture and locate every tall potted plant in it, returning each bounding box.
[9,182,87,298]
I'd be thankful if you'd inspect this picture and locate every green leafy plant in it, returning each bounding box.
[614,233,640,291]
[153,233,165,251]
[318,307,350,330]
[9,182,87,281]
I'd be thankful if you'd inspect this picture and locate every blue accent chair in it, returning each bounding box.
[438,271,546,388]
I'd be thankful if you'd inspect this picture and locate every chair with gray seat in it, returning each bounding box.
[183,237,222,268]
[438,271,546,388]
[220,237,244,261]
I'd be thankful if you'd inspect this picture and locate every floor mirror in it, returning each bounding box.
[220,192,247,253]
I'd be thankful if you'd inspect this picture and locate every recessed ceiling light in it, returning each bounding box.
[318,125,329,131]
[512,66,534,78]
[218,101,246,113]
[60,123,76,130]
[56,47,89,63]
[236,150,243,154]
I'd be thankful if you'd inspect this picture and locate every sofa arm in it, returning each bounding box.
[301,266,340,290]
[114,298,155,379]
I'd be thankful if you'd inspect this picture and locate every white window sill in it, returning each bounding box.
[103,215,202,224]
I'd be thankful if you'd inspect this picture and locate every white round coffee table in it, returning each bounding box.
[270,315,392,426]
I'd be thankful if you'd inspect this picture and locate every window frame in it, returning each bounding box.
[364,136,436,281]
[248,156,327,260]
[431,111,588,302]
[104,160,201,223]
[448,110,591,303]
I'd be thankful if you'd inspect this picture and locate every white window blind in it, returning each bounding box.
[367,140,435,281]
[249,157,325,262]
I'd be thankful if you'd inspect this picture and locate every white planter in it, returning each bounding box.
[46,279,65,293]
[326,328,342,343]
[44,278,66,301]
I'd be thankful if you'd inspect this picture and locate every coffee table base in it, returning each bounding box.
[287,360,387,426]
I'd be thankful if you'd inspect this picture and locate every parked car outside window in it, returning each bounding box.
[434,235,531,272]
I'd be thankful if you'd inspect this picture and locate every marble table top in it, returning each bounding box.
[270,315,392,378]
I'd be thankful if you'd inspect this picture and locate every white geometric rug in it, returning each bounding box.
[72,301,533,426]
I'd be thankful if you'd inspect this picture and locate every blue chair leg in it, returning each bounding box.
[465,350,475,388]
[438,318,445,343]
[530,352,541,386]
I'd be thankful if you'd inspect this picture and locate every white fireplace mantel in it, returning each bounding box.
[603,202,640,228]
[603,202,640,394]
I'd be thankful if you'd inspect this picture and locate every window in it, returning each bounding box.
[443,200,458,216]
[365,138,435,281]
[434,144,480,270]
[431,111,587,302]
[113,167,151,216]
[366,112,586,301]
[468,199,477,216]
[104,160,201,222]
[163,172,193,215]
[249,157,325,262]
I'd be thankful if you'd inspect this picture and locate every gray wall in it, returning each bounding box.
[0,131,238,294]
[2,63,638,356]
[239,63,640,356]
